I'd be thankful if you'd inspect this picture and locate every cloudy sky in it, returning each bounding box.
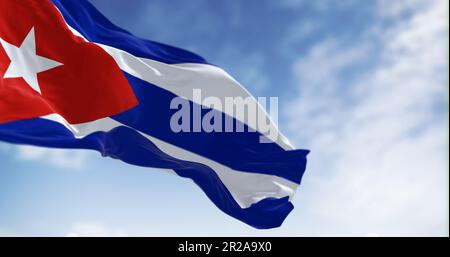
[0,0,448,236]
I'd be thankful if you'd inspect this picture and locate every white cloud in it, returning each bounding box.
[15,145,88,169]
[286,0,448,236]
[65,223,126,237]
[376,0,428,19]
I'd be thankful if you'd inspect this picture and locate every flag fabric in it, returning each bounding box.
[0,0,309,229]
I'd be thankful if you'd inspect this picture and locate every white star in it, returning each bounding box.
[0,27,62,94]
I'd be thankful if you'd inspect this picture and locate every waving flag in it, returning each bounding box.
[0,0,309,229]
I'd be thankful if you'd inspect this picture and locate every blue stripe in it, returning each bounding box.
[112,72,309,184]
[0,118,293,229]
[51,0,209,65]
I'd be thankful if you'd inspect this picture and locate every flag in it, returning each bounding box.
[0,0,309,229]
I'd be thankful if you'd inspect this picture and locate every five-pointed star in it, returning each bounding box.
[0,27,63,94]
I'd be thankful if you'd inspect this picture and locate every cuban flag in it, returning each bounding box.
[0,0,309,229]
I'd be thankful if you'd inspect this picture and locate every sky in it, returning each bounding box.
[0,0,448,236]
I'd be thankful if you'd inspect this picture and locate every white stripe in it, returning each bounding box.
[63,24,293,150]
[42,114,298,208]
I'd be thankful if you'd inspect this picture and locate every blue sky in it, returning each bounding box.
[0,0,448,236]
